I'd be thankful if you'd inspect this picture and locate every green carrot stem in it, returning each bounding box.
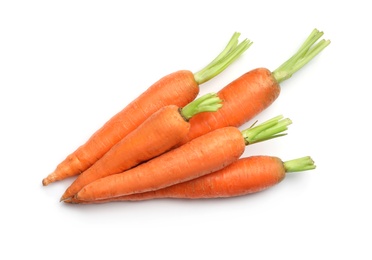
[180,93,222,121]
[272,28,330,84]
[241,115,292,145]
[283,156,316,172]
[194,32,253,84]
[199,32,241,70]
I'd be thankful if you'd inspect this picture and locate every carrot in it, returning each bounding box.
[60,93,223,201]
[178,28,330,145]
[68,156,315,203]
[72,115,292,202]
[42,33,252,186]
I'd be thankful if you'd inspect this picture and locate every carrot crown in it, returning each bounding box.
[180,93,223,121]
[241,115,292,145]
[283,156,316,172]
[272,28,331,84]
[193,32,253,85]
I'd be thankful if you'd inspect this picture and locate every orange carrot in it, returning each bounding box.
[178,28,330,145]
[60,93,223,201]
[42,33,252,186]
[73,115,291,202]
[68,156,315,203]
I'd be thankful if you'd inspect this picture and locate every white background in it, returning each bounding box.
[1,1,371,259]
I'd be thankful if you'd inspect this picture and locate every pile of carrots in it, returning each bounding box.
[43,29,330,204]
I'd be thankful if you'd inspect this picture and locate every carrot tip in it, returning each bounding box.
[62,198,73,204]
[42,172,57,186]
[42,178,50,186]
[60,195,72,202]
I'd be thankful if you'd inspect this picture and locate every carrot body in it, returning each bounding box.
[60,93,223,201]
[60,105,190,200]
[180,68,280,144]
[75,127,246,201]
[69,115,293,203]
[42,32,252,186]
[42,71,198,185]
[179,29,331,145]
[121,156,286,200]
[69,155,315,203]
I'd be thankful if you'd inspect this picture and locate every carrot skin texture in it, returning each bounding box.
[69,156,285,203]
[180,68,280,144]
[61,105,190,200]
[75,127,246,201]
[42,70,198,185]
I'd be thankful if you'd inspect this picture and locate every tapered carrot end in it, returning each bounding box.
[61,197,73,203]
[60,186,76,202]
[42,171,58,186]
[42,177,52,186]
[59,193,71,202]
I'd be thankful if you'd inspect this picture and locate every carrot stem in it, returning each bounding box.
[283,156,316,172]
[241,115,292,145]
[180,93,223,121]
[272,28,330,84]
[199,32,241,69]
[194,32,253,84]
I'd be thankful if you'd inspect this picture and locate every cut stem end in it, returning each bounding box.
[272,28,330,84]
[241,115,292,145]
[283,156,316,172]
[180,93,223,120]
[194,32,253,84]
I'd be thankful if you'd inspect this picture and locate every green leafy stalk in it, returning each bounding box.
[283,156,316,172]
[199,32,241,70]
[180,93,222,121]
[194,32,253,85]
[272,28,331,84]
[241,115,292,145]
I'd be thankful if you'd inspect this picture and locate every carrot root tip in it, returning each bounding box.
[60,195,72,202]
[42,178,51,186]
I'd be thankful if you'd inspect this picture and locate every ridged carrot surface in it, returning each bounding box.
[178,29,330,145]
[75,127,245,201]
[72,115,291,202]
[42,33,252,185]
[183,68,279,143]
[68,156,315,203]
[60,93,222,201]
